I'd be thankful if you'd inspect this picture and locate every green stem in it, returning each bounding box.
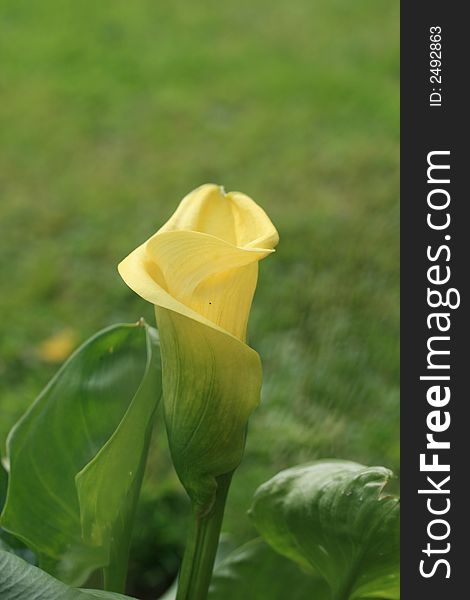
[100,498,133,594]
[102,548,128,594]
[176,473,232,600]
[331,572,354,600]
[102,405,158,594]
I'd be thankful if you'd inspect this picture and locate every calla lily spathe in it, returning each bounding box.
[118,184,278,511]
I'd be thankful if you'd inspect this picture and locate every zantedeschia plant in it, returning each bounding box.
[118,184,279,598]
[118,184,279,508]
[0,185,400,600]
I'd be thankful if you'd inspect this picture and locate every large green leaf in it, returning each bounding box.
[0,462,7,511]
[0,548,136,600]
[209,538,329,599]
[1,461,38,564]
[0,321,161,589]
[250,461,400,600]
[0,460,37,564]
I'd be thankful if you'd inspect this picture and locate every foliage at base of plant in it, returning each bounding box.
[0,324,399,599]
[1,322,161,590]
[250,461,400,600]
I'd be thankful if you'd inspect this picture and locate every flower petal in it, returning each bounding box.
[158,184,238,244]
[228,191,279,250]
[155,306,262,512]
[157,184,279,252]
[118,243,224,335]
[146,231,271,339]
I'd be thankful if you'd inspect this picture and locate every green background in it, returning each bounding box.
[0,1,399,597]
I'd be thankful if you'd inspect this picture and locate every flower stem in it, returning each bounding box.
[176,473,232,600]
[102,552,127,594]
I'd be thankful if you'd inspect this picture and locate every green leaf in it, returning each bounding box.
[208,538,329,600]
[1,466,36,563]
[0,462,7,512]
[250,461,400,600]
[0,548,136,600]
[1,462,37,564]
[1,322,161,589]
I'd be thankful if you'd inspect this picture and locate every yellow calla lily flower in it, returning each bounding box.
[118,184,278,511]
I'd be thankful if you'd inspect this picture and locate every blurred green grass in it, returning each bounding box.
[0,0,398,596]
